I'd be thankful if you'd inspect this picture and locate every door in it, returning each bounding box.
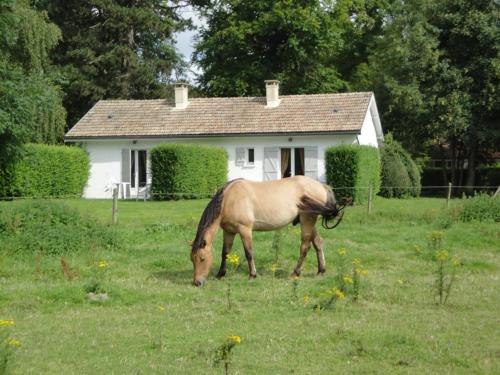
[279,147,305,178]
[131,150,147,197]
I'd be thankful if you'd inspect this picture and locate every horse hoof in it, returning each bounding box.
[216,271,226,279]
[248,274,257,280]
[317,269,326,276]
[291,271,300,279]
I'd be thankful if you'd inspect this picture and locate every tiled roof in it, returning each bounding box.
[65,92,374,139]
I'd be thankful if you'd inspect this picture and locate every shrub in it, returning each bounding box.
[4,144,89,198]
[325,145,380,204]
[0,201,118,255]
[150,144,227,199]
[460,193,500,222]
[379,134,421,198]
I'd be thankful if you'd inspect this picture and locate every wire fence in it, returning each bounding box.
[1,184,497,201]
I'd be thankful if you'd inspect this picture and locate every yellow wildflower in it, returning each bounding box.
[97,260,108,269]
[352,258,361,266]
[335,289,345,299]
[343,275,353,284]
[226,254,240,267]
[303,294,310,304]
[158,305,166,313]
[436,250,449,261]
[227,335,241,344]
[8,338,21,347]
[428,231,443,241]
[269,264,278,274]
[360,269,369,276]
[337,248,347,256]
[452,257,460,267]
[0,320,14,327]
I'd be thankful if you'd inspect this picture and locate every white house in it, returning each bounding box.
[65,81,384,199]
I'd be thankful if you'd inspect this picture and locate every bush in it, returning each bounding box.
[0,201,118,255]
[460,193,500,222]
[379,134,421,198]
[150,144,227,199]
[3,144,89,198]
[325,145,381,204]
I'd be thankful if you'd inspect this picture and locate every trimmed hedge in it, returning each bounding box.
[379,135,421,198]
[325,145,381,204]
[150,144,228,199]
[4,144,89,197]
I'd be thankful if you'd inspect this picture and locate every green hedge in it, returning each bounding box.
[325,145,381,204]
[150,144,228,199]
[379,134,421,198]
[4,144,89,197]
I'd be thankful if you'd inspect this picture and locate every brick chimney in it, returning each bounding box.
[265,80,280,108]
[174,82,189,109]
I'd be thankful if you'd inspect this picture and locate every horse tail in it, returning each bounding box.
[191,179,242,252]
[297,185,346,229]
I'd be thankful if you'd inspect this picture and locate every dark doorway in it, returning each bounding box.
[294,148,304,176]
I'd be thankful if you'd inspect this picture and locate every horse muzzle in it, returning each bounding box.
[193,279,206,287]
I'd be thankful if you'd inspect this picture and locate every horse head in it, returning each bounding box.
[190,238,213,286]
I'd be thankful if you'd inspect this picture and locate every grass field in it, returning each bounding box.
[0,197,499,374]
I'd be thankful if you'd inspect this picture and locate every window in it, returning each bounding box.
[280,147,304,178]
[247,148,255,165]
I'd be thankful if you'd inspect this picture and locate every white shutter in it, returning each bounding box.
[235,147,245,166]
[146,151,152,184]
[304,146,318,180]
[121,149,130,182]
[263,147,279,181]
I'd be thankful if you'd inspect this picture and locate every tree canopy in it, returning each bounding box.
[38,0,190,127]
[367,0,499,185]
[193,0,350,96]
[0,0,65,182]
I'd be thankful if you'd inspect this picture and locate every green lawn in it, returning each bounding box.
[0,198,499,374]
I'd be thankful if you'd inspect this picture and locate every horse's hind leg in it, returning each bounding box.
[292,215,316,277]
[312,228,326,275]
[239,226,257,279]
[216,231,235,279]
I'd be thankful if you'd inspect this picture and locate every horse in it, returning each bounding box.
[190,176,345,286]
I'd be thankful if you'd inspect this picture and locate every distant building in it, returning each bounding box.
[65,81,384,198]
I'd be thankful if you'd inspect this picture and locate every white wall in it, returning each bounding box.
[357,104,380,147]
[81,134,361,198]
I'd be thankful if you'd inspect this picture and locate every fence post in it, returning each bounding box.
[112,186,118,225]
[446,182,452,208]
[367,184,373,215]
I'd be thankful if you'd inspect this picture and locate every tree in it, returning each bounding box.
[0,0,66,190]
[38,0,190,127]
[367,0,499,187]
[193,0,348,97]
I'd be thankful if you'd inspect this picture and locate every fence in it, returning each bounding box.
[1,184,498,225]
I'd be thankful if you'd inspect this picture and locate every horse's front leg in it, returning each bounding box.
[216,231,235,279]
[239,226,257,279]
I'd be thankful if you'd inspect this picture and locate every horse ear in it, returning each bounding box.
[200,240,207,248]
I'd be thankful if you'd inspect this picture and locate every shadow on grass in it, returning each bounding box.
[151,269,193,285]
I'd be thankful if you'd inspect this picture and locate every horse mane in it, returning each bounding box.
[191,179,242,253]
[298,185,346,229]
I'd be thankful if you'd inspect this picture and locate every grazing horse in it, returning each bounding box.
[190,176,345,286]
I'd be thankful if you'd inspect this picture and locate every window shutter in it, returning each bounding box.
[304,146,318,180]
[121,149,130,183]
[235,147,245,166]
[146,151,152,184]
[263,147,279,181]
